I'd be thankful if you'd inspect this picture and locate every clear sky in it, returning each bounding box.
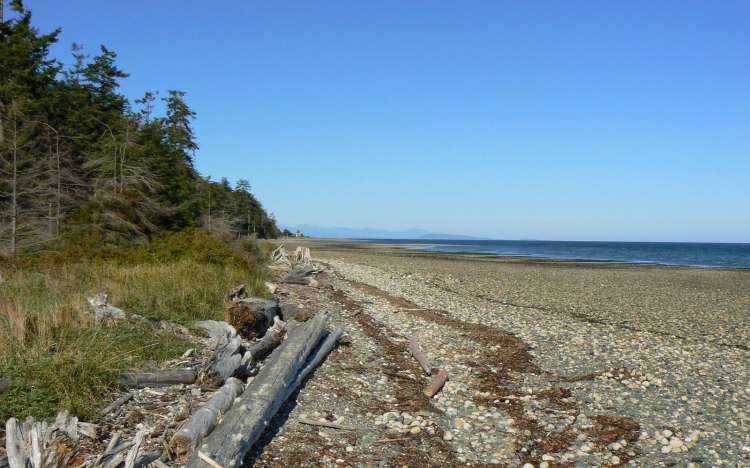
[23,0,750,242]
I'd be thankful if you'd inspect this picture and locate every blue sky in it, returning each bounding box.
[24,0,750,242]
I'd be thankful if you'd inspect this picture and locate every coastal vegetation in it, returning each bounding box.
[0,2,278,421]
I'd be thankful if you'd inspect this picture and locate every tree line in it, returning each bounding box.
[0,1,279,256]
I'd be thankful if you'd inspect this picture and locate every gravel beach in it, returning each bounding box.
[263,238,750,467]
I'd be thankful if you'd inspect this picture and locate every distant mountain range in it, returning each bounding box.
[281,224,484,240]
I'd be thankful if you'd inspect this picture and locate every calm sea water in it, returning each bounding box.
[369,239,750,269]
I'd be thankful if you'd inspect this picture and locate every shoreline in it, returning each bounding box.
[280,237,750,271]
[293,243,750,465]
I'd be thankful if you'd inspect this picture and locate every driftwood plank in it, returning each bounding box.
[298,418,354,431]
[99,393,133,416]
[423,368,449,398]
[118,370,196,387]
[171,377,245,454]
[407,337,432,375]
[186,312,330,468]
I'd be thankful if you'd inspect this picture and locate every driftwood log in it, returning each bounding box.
[198,317,285,387]
[196,320,244,386]
[270,245,291,266]
[280,266,320,286]
[4,411,97,468]
[423,368,449,398]
[118,370,196,388]
[292,326,344,389]
[99,393,133,416]
[171,377,245,454]
[225,297,279,339]
[242,317,286,367]
[186,312,332,468]
[292,246,313,266]
[407,338,432,375]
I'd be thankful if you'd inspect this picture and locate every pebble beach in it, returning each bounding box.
[268,238,750,467]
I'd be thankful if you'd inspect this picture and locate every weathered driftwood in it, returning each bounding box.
[293,326,344,389]
[99,393,132,416]
[199,316,285,386]
[280,266,320,286]
[225,297,279,339]
[4,411,96,468]
[240,316,286,369]
[292,246,313,266]
[0,454,9,468]
[171,377,245,454]
[133,449,162,467]
[270,244,291,266]
[186,312,331,468]
[195,320,238,344]
[118,370,196,388]
[123,430,145,468]
[196,320,244,386]
[298,418,354,431]
[88,293,127,323]
[423,368,449,398]
[407,338,432,375]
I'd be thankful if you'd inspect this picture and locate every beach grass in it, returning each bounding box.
[0,230,270,422]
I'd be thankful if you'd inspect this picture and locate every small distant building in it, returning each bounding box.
[293,230,304,238]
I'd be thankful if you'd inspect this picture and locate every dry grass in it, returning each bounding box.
[0,253,268,421]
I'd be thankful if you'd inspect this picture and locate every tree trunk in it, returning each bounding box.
[186,312,331,468]
[10,119,17,257]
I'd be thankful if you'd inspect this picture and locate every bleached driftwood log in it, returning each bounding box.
[186,312,332,468]
[118,370,196,387]
[4,411,97,468]
[195,320,243,386]
[270,245,291,266]
[423,368,449,398]
[171,377,245,454]
[280,265,320,286]
[407,338,432,375]
[292,326,343,389]
[225,297,279,339]
[198,317,285,387]
[99,393,133,417]
[239,316,286,372]
[291,246,313,266]
[195,320,238,344]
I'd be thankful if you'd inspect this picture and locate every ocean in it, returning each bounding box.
[368,239,750,269]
